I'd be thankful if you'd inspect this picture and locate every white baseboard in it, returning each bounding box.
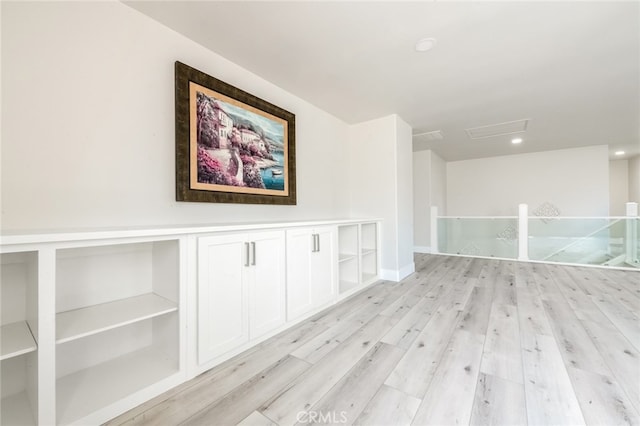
[380,262,415,282]
[414,246,431,254]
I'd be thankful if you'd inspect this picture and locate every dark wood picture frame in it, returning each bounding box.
[175,61,296,205]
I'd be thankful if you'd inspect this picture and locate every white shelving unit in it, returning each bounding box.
[360,222,379,285]
[55,239,182,425]
[1,251,38,426]
[337,222,380,298]
[337,225,360,296]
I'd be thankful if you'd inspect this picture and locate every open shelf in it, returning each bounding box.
[56,346,177,425]
[338,225,358,256]
[1,391,36,425]
[360,223,378,285]
[1,250,38,426]
[54,239,181,425]
[360,223,377,251]
[338,250,359,295]
[339,253,357,263]
[56,293,177,344]
[361,248,378,284]
[361,248,376,257]
[1,321,37,361]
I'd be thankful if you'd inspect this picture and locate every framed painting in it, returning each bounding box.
[175,61,296,204]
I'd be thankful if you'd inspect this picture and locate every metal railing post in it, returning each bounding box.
[518,203,529,261]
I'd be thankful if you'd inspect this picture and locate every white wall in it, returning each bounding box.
[1,1,351,231]
[395,117,414,279]
[349,115,414,281]
[413,150,431,250]
[349,115,397,274]
[609,159,629,216]
[629,155,640,204]
[446,145,610,217]
[430,151,447,215]
[412,149,446,252]
[430,150,446,252]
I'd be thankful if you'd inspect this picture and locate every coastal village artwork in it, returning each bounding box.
[189,82,289,196]
[175,62,295,204]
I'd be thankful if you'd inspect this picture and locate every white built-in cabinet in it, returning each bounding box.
[0,219,378,425]
[285,226,337,321]
[197,231,286,365]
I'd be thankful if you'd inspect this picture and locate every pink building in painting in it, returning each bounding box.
[212,101,233,148]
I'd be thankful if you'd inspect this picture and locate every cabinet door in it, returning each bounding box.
[285,228,313,321]
[311,226,337,306]
[197,234,249,364]
[249,231,286,339]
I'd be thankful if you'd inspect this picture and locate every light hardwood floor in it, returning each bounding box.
[108,255,640,426]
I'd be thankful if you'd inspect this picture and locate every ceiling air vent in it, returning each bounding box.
[465,119,529,139]
[413,130,444,142]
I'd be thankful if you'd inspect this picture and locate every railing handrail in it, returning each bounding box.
[437,215,634,220]
[529,216,632,220]
[437,216,518,219]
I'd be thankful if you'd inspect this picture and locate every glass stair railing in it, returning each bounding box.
[528,217,638,267]
[437,217,519,259]
[432,205,639,270]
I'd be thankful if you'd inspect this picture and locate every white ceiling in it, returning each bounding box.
[125,1,640,161]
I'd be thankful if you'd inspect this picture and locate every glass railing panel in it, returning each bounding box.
[628,217,639,267]
[528,217,639,268]
[437,217,518,259]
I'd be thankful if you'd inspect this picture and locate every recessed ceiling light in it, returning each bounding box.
[511,138,523,144]
[615,151,625,155]
[415,38,437,52]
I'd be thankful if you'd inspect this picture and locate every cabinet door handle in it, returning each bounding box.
[316,234,321,252]
[245,242,250,267]
[251,242,256,265]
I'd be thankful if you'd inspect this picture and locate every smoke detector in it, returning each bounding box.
[415,38,437,52]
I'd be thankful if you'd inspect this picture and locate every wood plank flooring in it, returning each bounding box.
[108,255,640,426]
